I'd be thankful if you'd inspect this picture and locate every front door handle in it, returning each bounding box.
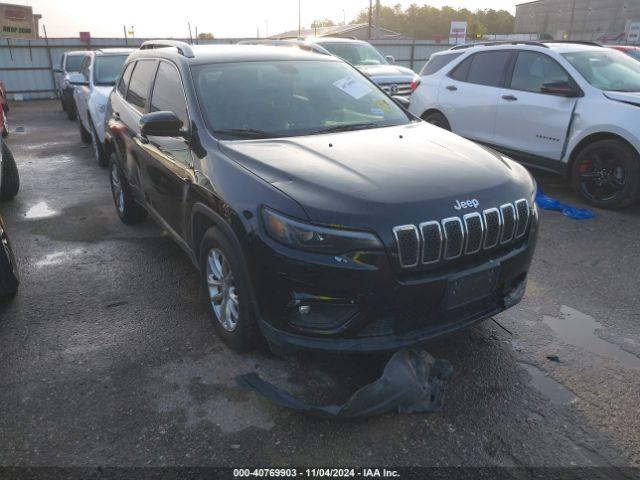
[446,85,458,91]
[502,95,518,101]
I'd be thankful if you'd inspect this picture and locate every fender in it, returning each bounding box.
[563,124,640,166]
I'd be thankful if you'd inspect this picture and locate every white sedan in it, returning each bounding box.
[71,48,133,166]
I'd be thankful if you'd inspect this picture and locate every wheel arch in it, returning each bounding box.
[420,108,447,121]
[190,202,247,268]
[566,132,640,180]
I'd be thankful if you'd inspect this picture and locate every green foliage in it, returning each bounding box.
[352,4,514,39]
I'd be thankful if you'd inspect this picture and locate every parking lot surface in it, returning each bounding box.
[1,100,639,469]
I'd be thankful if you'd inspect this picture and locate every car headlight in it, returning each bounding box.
[262,207,383,254]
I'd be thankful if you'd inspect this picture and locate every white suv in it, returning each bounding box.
[409,41,640,209]
[70,49,134,166]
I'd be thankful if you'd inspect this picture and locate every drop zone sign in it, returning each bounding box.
[449,21,467,45]
[0,3,35,39]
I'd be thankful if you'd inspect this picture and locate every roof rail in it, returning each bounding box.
[542,40,602,47]
[140,40,195,58]
[237,39,331,55]
[450,40,548,50]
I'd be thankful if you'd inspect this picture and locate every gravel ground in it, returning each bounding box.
[0,100,639,470]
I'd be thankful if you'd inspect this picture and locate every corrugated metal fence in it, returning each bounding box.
[0,37,452,100]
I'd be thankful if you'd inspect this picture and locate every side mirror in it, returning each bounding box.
[68,72,88,86]
[385,55,396,64]
[391,95,410,109]
[541,81,580,97]
[140,111,184,137]
[53,64,62,73]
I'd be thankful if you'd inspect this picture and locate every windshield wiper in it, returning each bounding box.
[213,128,276,139]
[310,123,380,135]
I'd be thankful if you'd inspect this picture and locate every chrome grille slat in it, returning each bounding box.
[515,199,530,238]
[483,208,501,249]
[442,217,464,260]
[500,204,516,244]
[393,225,420,268]
[392,198,529,269]
[463,212,483,255]
[419,221,442,264]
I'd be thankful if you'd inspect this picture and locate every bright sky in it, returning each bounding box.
[22,0,518,39]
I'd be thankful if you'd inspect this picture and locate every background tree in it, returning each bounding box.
[197,32,214,39]
[352,4,514,39]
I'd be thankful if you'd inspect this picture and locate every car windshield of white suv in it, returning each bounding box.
[66,55,86,73]
[93,55,129,86]
[193,60,410,139]
[318,42,388,66]
[562,50,640,92]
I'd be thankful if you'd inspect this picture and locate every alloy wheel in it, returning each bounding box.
[578,148,626,202]
[206,248,239,332]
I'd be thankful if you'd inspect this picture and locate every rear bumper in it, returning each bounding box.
[251,218,538,354]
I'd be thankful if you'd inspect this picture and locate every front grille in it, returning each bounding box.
[380,82,412,96]
[393,199,531,268]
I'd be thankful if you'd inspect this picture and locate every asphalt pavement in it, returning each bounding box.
[1,100,639,470]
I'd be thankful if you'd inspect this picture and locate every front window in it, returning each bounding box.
[192,60,410,139]
[318,42,388,66]
[562,49,640,92]
[65,55,86,73]
[93,55,129,86]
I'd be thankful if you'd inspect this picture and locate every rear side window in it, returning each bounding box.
[449,55,473,81]
[126,60,157,112]
[510,51,571,93]
[150,62,189,128]
[420,52,463,76]
[117,62,134,96]
[466,51,512,87]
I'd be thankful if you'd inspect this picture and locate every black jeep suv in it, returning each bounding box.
[105,40,538,353]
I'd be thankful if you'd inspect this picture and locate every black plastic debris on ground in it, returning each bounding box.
[236,347,454,418]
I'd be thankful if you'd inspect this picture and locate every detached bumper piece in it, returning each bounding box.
[236,347,454,418]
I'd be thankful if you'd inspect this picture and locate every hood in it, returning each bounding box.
[219,123,534,235]
[357,64,416,81]
[604,91,640,107]
[93,85,114,100]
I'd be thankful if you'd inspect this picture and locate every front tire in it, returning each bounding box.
[0,220,19,297]
[109,155,147,224]
[0,142,19,200]
[422,111,451,131]
[77,110,92,143]
[571,139,640,209]
[90,121,108,167]
[199,227,259,353]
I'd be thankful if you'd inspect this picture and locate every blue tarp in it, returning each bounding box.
[535,188,595,220]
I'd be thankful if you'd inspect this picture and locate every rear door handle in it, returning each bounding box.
[502,95,518,101]
[446,85,458,91]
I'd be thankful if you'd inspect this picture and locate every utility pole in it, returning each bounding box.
[375,0,380,39]
[368,0,372,39]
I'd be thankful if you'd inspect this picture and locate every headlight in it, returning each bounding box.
[262,207,383,254]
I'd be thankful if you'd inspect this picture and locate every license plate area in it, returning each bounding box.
[445,265,499,310]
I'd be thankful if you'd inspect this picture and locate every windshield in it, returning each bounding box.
[318,42,388,66]
[562,50,640,92]
[93,55,129,86]
[625,49,640,62]
[192,60,410,139]
[66,55,86,72]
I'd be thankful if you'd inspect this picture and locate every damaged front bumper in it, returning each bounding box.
[250,219,537,354]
